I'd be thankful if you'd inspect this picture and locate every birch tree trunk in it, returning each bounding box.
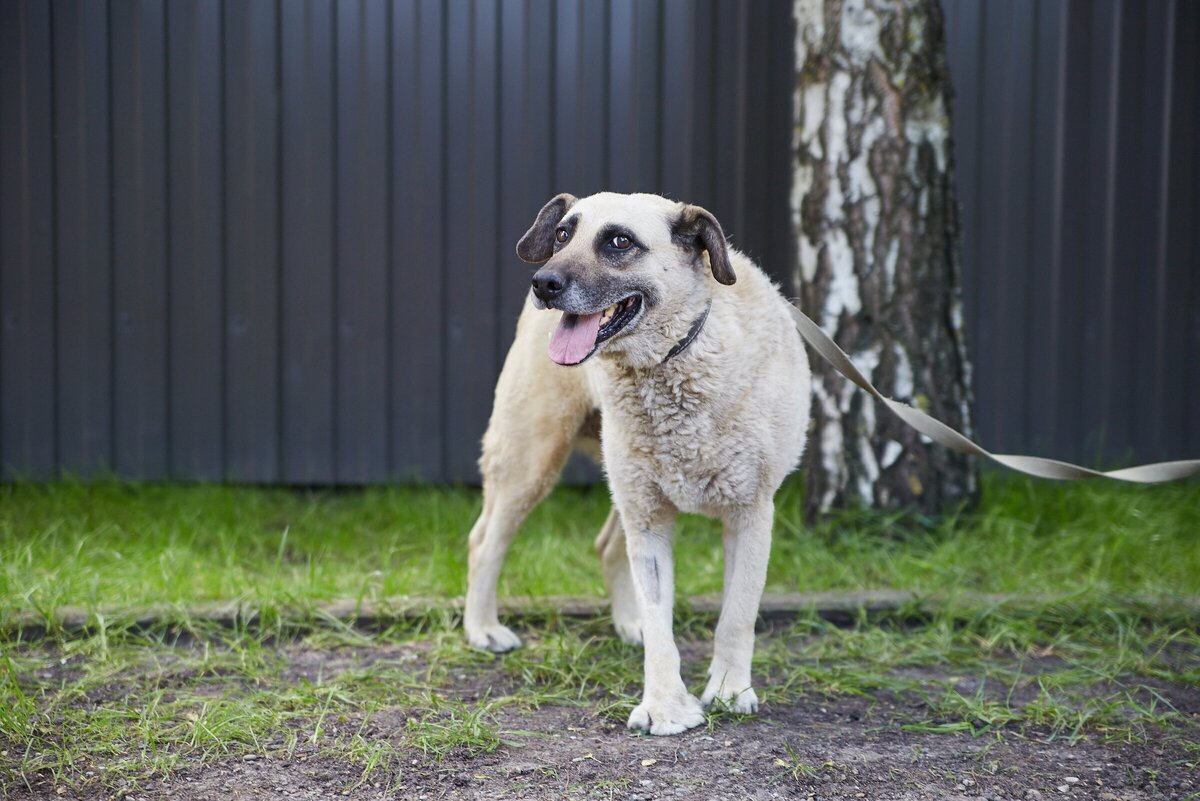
[792,0,978,520]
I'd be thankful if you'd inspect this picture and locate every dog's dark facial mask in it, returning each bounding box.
[516,192,735,366]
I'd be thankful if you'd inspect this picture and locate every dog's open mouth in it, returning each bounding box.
[548,295,642,366]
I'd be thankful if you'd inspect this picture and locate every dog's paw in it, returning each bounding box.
[613,619,643,646]
[701,661,759,714]
[701,683,759,714]
[627,691,705,736]
[609,592,643,646]
[465,622,522,653]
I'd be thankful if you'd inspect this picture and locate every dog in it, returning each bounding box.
[463,192,812,735]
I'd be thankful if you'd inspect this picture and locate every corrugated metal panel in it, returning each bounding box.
[1,0,57,476]
[1,0,1195,483]
[111,0,169,479]
[944,0,1200,465]
[0,0,795,483]
[280,0,336,484]
[166,0,224,480]
[52,0,114,476]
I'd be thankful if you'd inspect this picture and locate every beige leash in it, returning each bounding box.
[788,304,1200,483]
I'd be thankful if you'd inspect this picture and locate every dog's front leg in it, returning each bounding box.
[701,499,774,714]
[621,506,705,736]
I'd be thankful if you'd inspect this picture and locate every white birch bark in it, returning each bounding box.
[792,0,977,518]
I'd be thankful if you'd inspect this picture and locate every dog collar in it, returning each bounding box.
[660,299,712,365]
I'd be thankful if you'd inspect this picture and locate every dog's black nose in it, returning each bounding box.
[532,270,567,302]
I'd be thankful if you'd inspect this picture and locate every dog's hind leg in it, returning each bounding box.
[464,491,546,653]
[464,302,593,653]
[594,508,643,645]
[464,414,584,653]
[574,426,643,646]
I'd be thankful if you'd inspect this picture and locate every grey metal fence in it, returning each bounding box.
[1,0,1196,484]
[1,0,794,483]
[945,0,1199,467]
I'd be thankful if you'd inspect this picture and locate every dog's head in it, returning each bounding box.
[516,192,735,366]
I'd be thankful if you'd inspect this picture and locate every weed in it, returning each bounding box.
[404,695,507,759]
[776,742,819,780]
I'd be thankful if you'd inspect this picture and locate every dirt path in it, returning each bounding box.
[9,681,1197,799]
[4,627,1197,801]
[134,700,1196,801]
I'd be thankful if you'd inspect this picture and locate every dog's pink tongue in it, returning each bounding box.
[548,311,603,365]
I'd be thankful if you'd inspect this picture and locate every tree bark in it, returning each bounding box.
[792,0,978,520]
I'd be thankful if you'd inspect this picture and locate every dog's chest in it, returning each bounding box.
[598,367,757,513]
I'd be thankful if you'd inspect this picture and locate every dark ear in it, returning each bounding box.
[673,204,736,285]
[516,193,578,263]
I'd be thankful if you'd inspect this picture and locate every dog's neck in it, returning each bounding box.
[597,293,716,373]
[594,298,728,438]
[659,299,712,365]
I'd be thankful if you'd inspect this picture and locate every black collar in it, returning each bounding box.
[660,299,712,365]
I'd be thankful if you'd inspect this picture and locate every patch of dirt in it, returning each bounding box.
[6,636,1198,801]
[9,693,1198,800]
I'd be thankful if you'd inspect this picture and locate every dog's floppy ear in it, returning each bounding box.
[516,193,578,263]
[673,205,736,285]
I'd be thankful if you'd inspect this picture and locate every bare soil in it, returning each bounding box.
[26,699,1197,801]
[5,637,1198,801]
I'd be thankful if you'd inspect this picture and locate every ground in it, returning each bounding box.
[3,614,1198,800]
[1,477,1198,799]
[72,692,1200,801]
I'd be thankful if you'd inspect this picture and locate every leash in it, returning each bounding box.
[787,304,1200,483]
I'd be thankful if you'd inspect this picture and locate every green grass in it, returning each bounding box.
[404,695,510,759]
[0,473,1196,793]
[1,474,1197,617]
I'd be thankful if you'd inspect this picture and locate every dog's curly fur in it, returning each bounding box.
[464,192,812,735]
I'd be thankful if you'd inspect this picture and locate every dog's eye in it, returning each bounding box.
[555,228,569,244]
[609,235,632,250]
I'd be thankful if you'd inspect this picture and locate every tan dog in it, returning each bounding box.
[463,192,812,735]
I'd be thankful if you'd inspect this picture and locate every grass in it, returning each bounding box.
[1,473,1197,617]
[0,609,1195,793]
[0,473,1196,793]
[404,695,509,759]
